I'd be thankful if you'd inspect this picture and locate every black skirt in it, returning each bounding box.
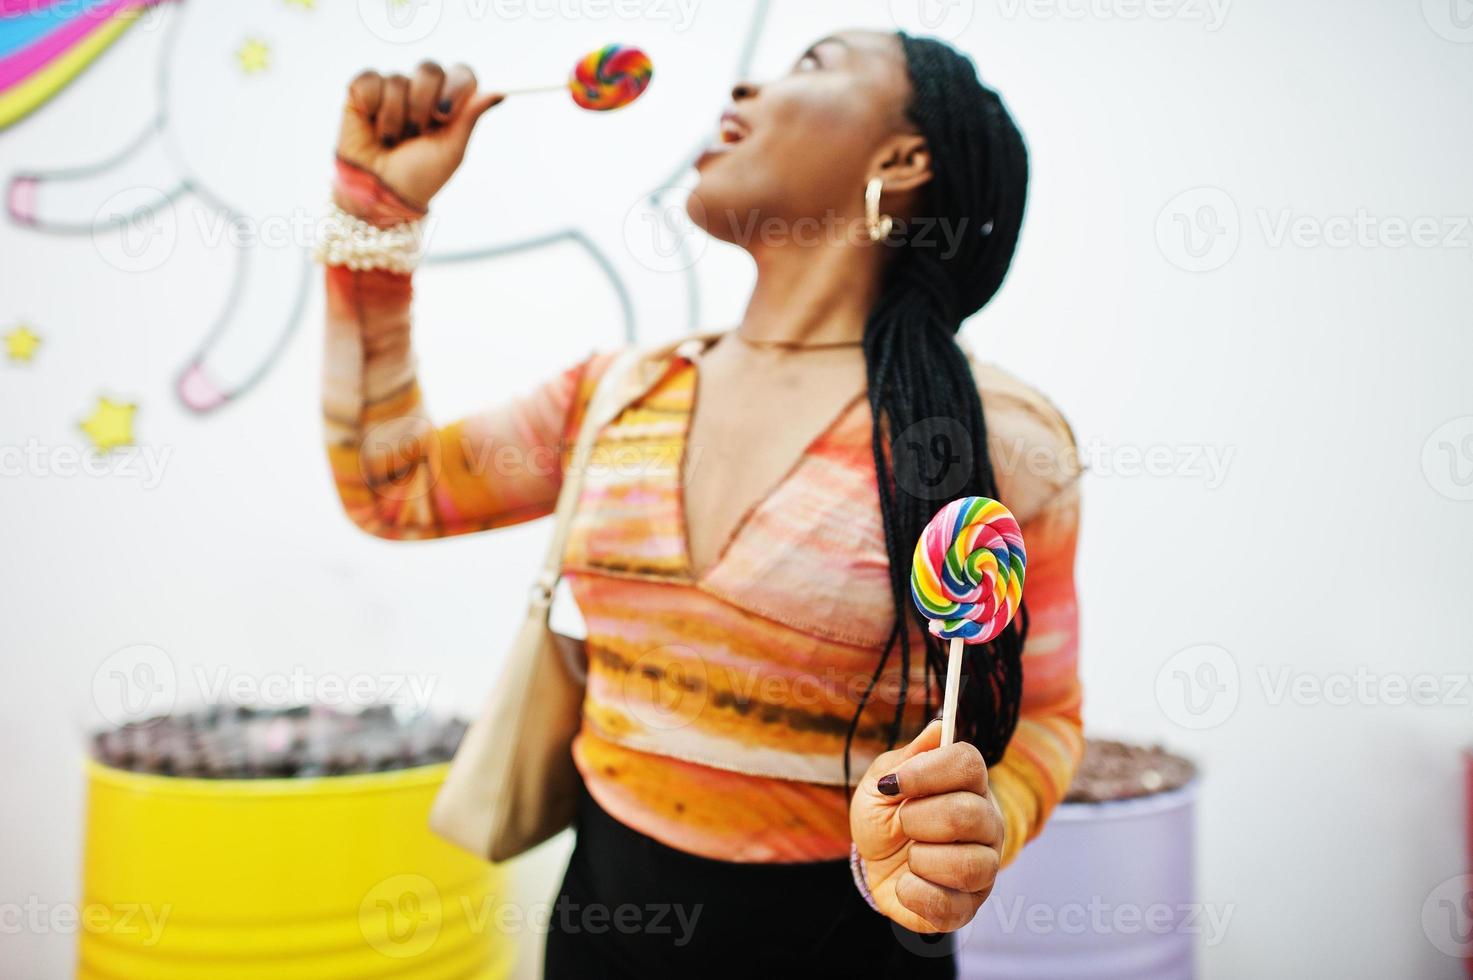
[543,780,956,979]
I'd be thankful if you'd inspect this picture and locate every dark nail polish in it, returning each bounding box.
[437,98,452,113]
[404,122,420,138]
[877,773,900,796]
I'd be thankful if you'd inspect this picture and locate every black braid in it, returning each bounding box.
[843,33,1031,785]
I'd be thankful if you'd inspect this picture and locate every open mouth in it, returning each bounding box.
[718,114,748,146]
[695,108,750,169]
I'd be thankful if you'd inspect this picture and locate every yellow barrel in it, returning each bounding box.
[77,760,512,980]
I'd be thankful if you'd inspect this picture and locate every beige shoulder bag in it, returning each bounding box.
[429,345,647,862]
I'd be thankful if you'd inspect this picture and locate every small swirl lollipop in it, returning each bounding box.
[911,496,1027,745]
[569,44,653,111]
[501,44,654,113]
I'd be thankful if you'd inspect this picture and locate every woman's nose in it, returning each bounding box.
[731,80,760,102]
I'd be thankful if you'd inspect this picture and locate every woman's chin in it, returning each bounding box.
[684,179,733,243]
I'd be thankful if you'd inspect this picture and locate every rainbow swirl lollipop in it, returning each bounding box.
[568,43,652,111]
[911,496,1027,645]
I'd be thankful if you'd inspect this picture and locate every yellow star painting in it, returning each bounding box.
[237,39,270,75]
[80,397,137,451]
[4,324,41,363]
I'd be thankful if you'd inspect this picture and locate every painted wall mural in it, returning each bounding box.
[4,0,772,416]
[0,0,170,129]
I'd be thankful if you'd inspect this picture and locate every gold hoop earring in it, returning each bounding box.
[865,177,893,243]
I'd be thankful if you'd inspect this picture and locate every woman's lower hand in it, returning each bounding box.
[849,719,1004,933]
[336,60,503,211]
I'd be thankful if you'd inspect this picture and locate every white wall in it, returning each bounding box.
[3,1,1471,976]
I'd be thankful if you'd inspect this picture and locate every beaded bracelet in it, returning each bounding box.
[849,843,880,913]
[312,203,426,274]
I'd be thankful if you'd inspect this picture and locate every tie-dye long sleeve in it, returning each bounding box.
[988,482,1083,867]
[321,158,603,539]
[974,365,1086,868]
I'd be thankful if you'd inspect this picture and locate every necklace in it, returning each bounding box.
[733,330,864,352]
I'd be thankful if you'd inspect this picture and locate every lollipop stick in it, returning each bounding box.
[499,83,567,97]
[940,636,964,747]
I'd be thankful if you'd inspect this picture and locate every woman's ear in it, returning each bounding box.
[874,134,932,194]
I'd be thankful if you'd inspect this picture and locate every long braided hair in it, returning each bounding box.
[843,33,1031,783]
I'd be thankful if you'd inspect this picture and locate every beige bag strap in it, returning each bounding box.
[428,337,709,861]
[528,344,649,605]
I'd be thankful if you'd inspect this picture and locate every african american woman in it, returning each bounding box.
[321,28,1083,979]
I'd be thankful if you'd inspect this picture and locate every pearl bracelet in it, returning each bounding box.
[312,203,426,274]
[849,843,880,913]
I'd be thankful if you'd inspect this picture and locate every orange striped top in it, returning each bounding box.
[322,160,1084,865]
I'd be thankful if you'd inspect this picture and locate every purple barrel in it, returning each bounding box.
[956,783,1199,980]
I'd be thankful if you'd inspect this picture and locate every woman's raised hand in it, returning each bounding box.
[336,60,503,210]
[849,720,1005,934]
